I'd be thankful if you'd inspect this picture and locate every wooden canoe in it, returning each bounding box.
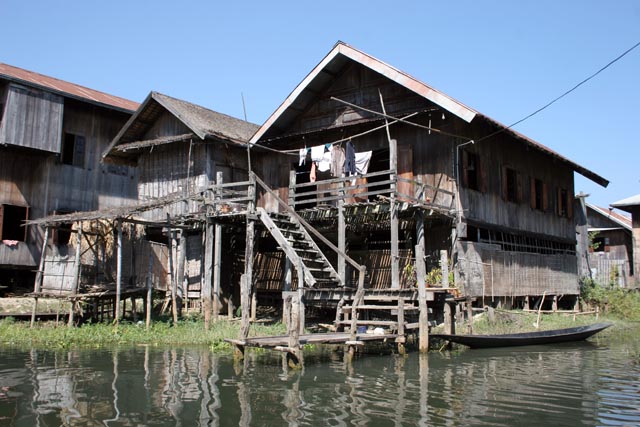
[431,322,612,349]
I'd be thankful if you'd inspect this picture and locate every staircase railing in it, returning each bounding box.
[252,173,367,294]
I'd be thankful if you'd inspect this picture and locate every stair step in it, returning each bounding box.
[342,305,419,311]
[337,320,399,326]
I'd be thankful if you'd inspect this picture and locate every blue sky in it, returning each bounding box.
[2,0,639,211]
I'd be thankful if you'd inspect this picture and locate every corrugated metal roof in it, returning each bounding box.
[587,203,632,230]
[0,62,139,113]
[103,91,259,161]
[250,41,608,188]
[611,194,640,213]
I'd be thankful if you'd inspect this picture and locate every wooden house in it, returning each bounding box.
[0,63,138,293]
[246,41,609,314]
[585,203,633,287]
[611,194,640,287]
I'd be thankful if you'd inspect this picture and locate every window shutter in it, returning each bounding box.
[0,205,4,240]
[501,166,508,200]
[479,156,487,193]
[542,183,548,212]
[516,172,523,203]
[73,136,85,168]
[461,150,469,187]
[530,178,536,209]
[567,192,574,219]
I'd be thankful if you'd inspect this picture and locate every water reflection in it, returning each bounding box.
[0,330,639,426]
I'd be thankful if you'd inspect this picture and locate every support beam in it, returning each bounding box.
[203,219,214,329]
[416,244,429,352]
[282,258,292,324]
[176,230,187,318]
[440,250,449,287]
[114,220,122,324]
[338,177,346,284]
[69,222,83,327]
[213,223,222,320]
[31,226,49,328]
[166,222,178,324]
[146,255,153,330]
[241,173,256,340]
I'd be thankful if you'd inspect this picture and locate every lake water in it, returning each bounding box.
[1,326,639,426]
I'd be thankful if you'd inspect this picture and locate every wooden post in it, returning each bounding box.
[31,225,49,328]
[68,222,83,327]
[297,260,305,335]
[282,258,292,324]
[466,296,473,334]
[213,223,222,320]
[146,254,153,330]
[390,138,400,289]
[338,177,346,284]
[165,219,178,324]
[381,86,399,289]
[115,220,122,324]
[176,230,187,318]
[440,250,449,287]
[396,297,406,355]
[444,301,455,335]
[213,171,224,320]
[203,219,214,330]
[416,244,429,352]
[287,293,302,368]
[240,173,256,339]
[288,169,296,208]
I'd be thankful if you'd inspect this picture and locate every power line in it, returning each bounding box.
[476,39,640,143]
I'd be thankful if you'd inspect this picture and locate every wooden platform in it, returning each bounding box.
[225,331,398,349]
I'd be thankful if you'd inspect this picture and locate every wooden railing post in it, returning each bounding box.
[288,170,296,209]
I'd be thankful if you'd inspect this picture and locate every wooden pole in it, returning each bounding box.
[396,297,406,355]
[240,274,251,340]
[240,173,256,340]
[213,171,224,320]
[115,220,123,324]
[440,250,449,287]
[68,222,83,327]
[416,244,429,352]
[31,225,49,328]
[282,258,292,324]
[338,177,346,284]
[166,218,178,324]
[203,219,214,329]
[297,259,305,335]
[213,223,222,320]
[444,301,455,335]
[146,254,153,330]
[176,231,187,318]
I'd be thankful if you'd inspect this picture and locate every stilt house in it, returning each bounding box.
[247,41,609,314]
[0,63,138,293]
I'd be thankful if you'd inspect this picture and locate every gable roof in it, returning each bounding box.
[103,92,259,161]
[587,203,632,230]
[0,62,138,113]
[250,41,608,188]
[611,194,640,213]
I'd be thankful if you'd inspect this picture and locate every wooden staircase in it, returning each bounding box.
[257,207,341,289]
[335,293,420,336]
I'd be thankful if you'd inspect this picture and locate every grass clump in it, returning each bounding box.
[581,278,640,320]
[0,318,286,350]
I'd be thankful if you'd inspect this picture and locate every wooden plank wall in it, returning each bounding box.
[457,241,579,298]
[0,84,63,153]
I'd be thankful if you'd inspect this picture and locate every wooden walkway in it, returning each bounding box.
[225,331,398,349]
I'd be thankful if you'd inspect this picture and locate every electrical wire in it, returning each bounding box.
[476,39,640,143]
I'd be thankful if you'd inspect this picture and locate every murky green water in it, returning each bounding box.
[1,327,639,426]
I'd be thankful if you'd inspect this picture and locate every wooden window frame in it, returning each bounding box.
[461,150,486,193]
[530,178,548,211]
[502,166,522,203]
[0,204,29,242]
[556,187,573,218]
[61,132,86,168]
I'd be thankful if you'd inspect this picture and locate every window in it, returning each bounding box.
[461,150,484,192]
[557,188,573,218]
[502,166,521,203]
[0,204,29,242]
[61,133,85,167]
[530,178,547,211]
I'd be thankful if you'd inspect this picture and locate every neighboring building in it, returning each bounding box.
[0,63,138,291]
[611,194,640,288]
[586,203,633,286]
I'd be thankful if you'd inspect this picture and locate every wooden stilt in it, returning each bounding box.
[440,250,449,287]
[240,173,256,340]
[115,220,123,325]
[69,222,83,327]
[396,297,406,355]
[416,244,429,352]
[466,296,473,334]
[165,216,178,324]
[444,300,455,335]
[213,222,222,320]
[146,255,153,330]
[176,230,187,318]
[203,219,214,329]
[282,258,292,324]
[31,225,49,328]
